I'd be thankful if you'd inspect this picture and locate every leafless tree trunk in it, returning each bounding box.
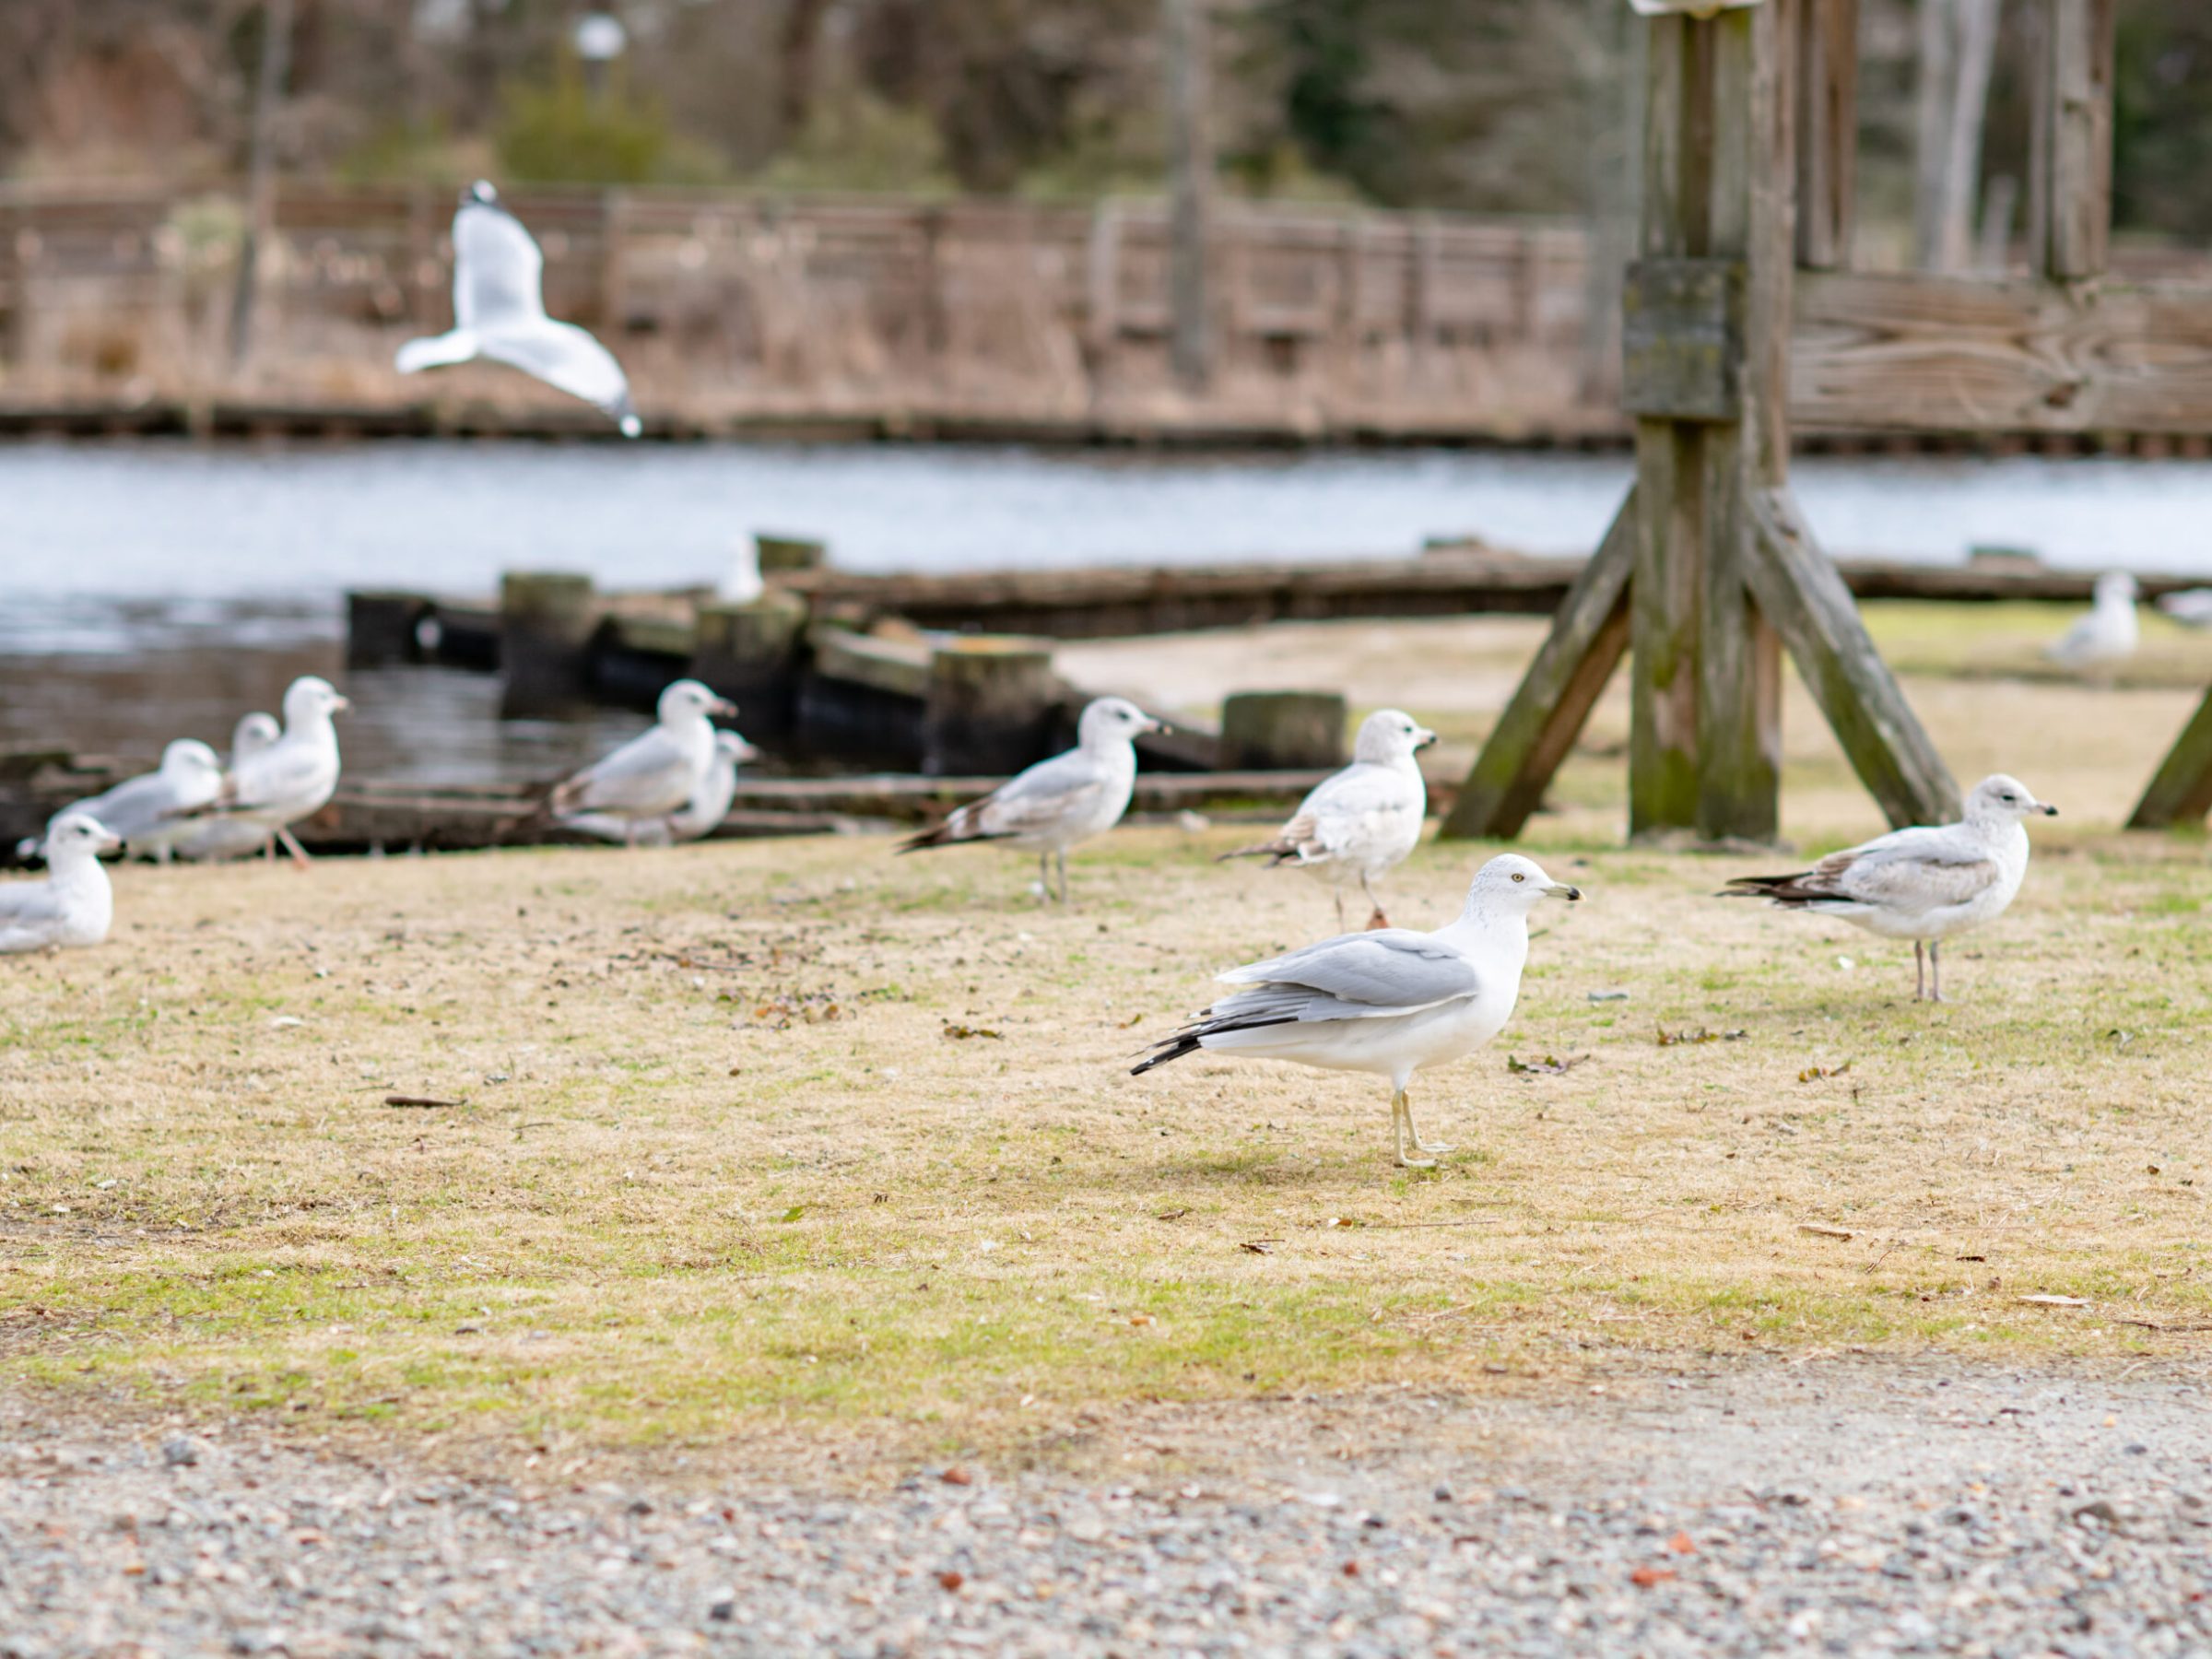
[1164,0,1211,392]
[1913,0,2001,271]
[229,0,295,371]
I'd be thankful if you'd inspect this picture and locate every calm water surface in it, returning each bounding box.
[6,439,2211,779]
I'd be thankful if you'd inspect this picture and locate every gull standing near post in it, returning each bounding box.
[1134,854,1581,1168]
[394,182,642,437]
[898,697,1164,903]
[716,539,765,606]
[547,680,737,846]
[1218,708,1438,929]
[1722,774,2056,1002]
[563,728,759,847]
[171,712,282,862]
[17,740,223,864]
[2045,571,2139,668]
[182,677,350,869]
[0,815,121,955]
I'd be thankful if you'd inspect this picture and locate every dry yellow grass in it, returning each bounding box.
[3,618,2210,1454]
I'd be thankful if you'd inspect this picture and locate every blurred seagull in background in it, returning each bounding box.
[1134,853,1582,1168]
[547,679,737,846]
[179,677,350,869]
[171,712,284,862]
[564,727,759,847]
[395,181,642,437]
[1,814,120,955]
[2156,587,2212,629]
[1218,708,1437,930]
[2044,571,2138,667]
[898,696,1164,903]
[1722,773,2055,1002]
[17,739,222,865]
[716,539,765,606]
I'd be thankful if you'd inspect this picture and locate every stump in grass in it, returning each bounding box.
[1219,691,1347,771]
[500,571,600,718]
[692,592,810,744]
[755,533,827,575]
[923,637,1059,776]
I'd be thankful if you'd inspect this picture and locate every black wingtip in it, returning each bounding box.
[1129,1037,1200,1077]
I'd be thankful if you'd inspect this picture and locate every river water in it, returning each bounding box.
[6,439,2211,781]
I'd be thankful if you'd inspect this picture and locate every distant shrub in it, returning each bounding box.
[496,59,724,186]
[751,94,955,197]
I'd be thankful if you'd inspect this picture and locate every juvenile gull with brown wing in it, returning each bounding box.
[1723,774,2056,1001]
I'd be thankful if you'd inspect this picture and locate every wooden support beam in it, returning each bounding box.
[2126,688,2212,830]
[1747,490,1957,830]
[1794,0,1857,270]
[2029,0,2116,281]
[1791,271,2212,434]
[1440,491,1635,841]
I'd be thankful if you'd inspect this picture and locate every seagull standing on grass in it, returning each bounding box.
[1133,853,1582,1168]
[181,677,350,870]
[564,728,759,847]
[17,740,223,864]
[1721,774,2055,1002]
[171,712,283,862]
[1218,708,1438,930]
[0,815,121,955]
[2045,571,2139,667]
[898,697,1164,903]
[547,680,738,846]
[394,182,642,437]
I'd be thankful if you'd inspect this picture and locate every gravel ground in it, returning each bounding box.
[4,1359,2210,1657]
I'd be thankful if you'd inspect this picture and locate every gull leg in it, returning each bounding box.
[1914,941,1925,1002]
[276,827,312,870]
[1036,851,1052,905]
[1929,940,1944,1003]
[1360,873,1388,931]
[1403,1089,1453,1156]
[1333,891,1347,932]
[1057,848,1070,905]
[1391,1088,1434,1170]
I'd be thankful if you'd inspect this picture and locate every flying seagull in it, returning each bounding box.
[1,814,121,955]
[898,697,1164,903]
[1134,853,1582,1168]
[2045,571,2139,668]
[1722,773,2055,1002]
[1218,708,1437,930]
[18,738,223,865]
[547,679,737,846]
[395,181,641,437]
[563,727,759,847]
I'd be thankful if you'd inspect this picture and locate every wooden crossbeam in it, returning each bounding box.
[1746,490,1958,829]
[1438,491,1636,841]
[2127,688,2212,830]
[1792,271,2212,435]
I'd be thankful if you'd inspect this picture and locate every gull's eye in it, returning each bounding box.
[1512,872,1524,882]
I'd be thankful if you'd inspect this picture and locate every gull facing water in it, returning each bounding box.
[1218,708,1437,929]
[1,814,120,955]
[1723,774,2056,1002]
[898,697,1163,903]
[1134,853,1582,1168]
[548,680,737,845]
[395,181,642,437]
[2045,571,2139,667]
[181,677,350,869]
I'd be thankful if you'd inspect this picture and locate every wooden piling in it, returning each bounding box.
[692,591,813,743]
[922,637,1060,776]
[347,590,430,666]
[1219,691,1347,771]
[499,571,600,717]
[755,534,828,575]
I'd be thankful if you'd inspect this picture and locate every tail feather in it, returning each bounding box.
[897,804,996,853]
[1129,1011,1298,1076]
[1720,871,1826,906]
[1215,836,1298,865]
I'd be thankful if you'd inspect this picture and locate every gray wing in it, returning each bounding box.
[0,879,64,925]
[453,200,546,332]
[556,726,694,817]
[950,748,1108,840]
[479,319,634,424]
[224,743,333,813]
[1828,830,2001,911]
[1211,928,1480,1021]
[53,773,171,842]
[1294,764,1421,859]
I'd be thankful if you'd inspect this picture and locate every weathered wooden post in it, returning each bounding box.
[347,591,429,666]
[922,638,1060,776]
[1443,0,1955,845]
[499,571,600,717]
[1219,691,1348,771]
[692,591,810,745]
[755,533,827,575]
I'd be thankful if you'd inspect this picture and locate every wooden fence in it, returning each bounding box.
[0,182,1603,441]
